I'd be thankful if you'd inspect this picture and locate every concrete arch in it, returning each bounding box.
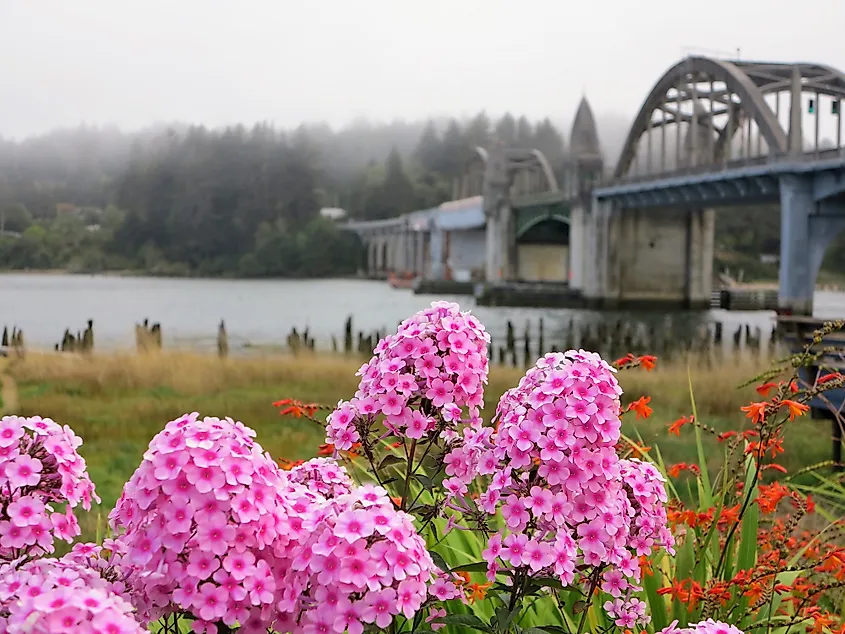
[505,148,561,195]
[614,56,789,178]
[516,213,570,240]
[527,149,560,192]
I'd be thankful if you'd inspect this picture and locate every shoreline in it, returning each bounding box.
[0,269,366,281]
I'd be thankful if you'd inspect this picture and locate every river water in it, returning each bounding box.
[2,273,845,353]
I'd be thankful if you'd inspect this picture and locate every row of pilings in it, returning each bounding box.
[0,327,25,357]
[3,313,782,365]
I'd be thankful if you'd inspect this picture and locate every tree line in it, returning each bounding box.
[0,114,843,280]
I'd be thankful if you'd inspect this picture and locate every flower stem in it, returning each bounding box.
[401,439,417,510]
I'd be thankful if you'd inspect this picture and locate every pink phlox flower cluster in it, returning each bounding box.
[619,458,675,556]
[427,567,471,606]
[0,546,143,634]
[0,415,99,561]
[279,483,436,634]
[603,596,649,628]
[108,413,324,634]
[441,417,494,502]
[658,619,744,634]
[473,351,673,628]
[325,301,490,451]
[286,457,354,499]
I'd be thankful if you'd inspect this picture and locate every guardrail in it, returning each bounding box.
[604,147,845,187]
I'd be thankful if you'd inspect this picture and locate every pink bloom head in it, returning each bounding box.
[326,302,490,451]
[0,415,99,561]
[657,619,745,634]
[0,548,143,634]
[108,413,324,630]
[466,351,671,627]
[286,457,354,499]
[285,483,436,630]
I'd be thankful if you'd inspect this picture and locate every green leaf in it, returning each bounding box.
[642,559,668,632]
[378,454,405,470]
[415,473,435,490]
[450,561,489,573]
[429,551,449,572]
[527,576,565,591]
[434,613,491,632]
[521,628,552,634]
[495,606,522,633]
[687,366,713,507]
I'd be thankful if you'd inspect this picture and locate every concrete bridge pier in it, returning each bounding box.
[584,201,715,309]
[430,224,445,280]
[779,175,845,315]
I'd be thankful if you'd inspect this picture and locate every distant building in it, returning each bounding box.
[320,207,347,221]
[760,253,779,264]
[55,202,80,215]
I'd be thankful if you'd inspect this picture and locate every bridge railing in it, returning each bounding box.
[605,147,845,187]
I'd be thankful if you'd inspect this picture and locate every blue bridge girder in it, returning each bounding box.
[595,150,845,209]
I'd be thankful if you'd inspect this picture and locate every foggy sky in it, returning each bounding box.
[1,0,844,140]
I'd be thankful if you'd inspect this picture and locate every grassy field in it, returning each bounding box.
[0,349,835,540]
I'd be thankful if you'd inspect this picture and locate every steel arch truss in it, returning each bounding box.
[614,57,845,179]
[456,146,559,199]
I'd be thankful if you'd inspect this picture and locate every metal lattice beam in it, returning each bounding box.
[615,58,845,179]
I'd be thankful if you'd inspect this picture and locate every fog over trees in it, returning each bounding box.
[0,112,834,279]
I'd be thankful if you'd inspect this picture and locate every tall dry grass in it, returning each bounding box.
[7,348,767,419]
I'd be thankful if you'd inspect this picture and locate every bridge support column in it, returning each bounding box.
[779,175,845,315]
[583,199,612,306]
[367,239,377,277]
[687,208,716,307]
[569,203,586,291]
[375,236,388,277]
[779,175,814,315]
[430,225,445,280]
[484,202,514,281]
[415,231,425,276]
[586,201,715,309]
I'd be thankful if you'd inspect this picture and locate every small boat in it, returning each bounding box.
[388,272,416,290]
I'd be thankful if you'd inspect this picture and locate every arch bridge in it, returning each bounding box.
[345,55,845,312]
[580,56,845,314]
[345,143,577,284]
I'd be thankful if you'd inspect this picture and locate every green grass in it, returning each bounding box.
[4,349,835,543]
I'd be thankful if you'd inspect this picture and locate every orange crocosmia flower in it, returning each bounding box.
[628,396,653,420]
[758,482,791,513]
[629,443,651,458]
[468,582,493,603]
[614,353,636,367]
[317,443,334,457]
[273,398,293,408]
[756,382,778,397]
[668,463,688,478]
[668,415,692,436]
[454,571,471,585]
[740,402,767,424]
[638,355,657,371]
[717,431,737,442]
[762,463,788,474]
[818,372,842,385]
[780,399,809,420]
